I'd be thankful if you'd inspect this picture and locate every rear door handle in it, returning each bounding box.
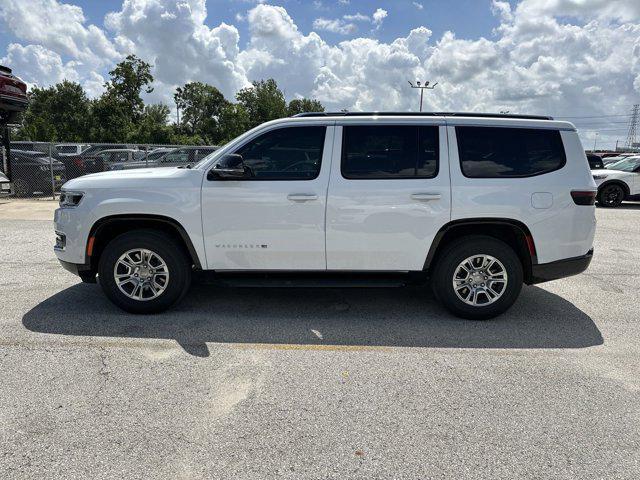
[411,193,442,201]
[287,194,318,202]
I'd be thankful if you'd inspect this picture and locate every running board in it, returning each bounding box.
[195,272,427,288]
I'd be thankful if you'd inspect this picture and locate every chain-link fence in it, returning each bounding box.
[1,140,219,198]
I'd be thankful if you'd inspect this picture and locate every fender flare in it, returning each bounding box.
[88,214,203,269]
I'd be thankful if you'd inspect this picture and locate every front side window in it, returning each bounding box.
[232,126,326,180]
[341,125,439,179]
[456,126,566,178]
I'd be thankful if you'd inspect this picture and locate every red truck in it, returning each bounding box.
[0,65,28,124]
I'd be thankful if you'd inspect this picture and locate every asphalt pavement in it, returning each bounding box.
[0,199,638,479]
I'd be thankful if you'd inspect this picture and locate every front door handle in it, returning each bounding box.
[411,193,442,201]
[287,194,318,202]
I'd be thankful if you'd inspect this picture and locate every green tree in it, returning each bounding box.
[133,104,173,144]
[18,81,91,141]
[236,79,287,128]
[90,54,154,141]
[287,98,325,116]
[90,95,132,142]
[104,54,153,121]
[217,103,251,143]
[174,82,228,142]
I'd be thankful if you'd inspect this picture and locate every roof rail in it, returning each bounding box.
[293,111,554,121]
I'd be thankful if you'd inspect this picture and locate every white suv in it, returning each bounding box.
[54,113,596,319]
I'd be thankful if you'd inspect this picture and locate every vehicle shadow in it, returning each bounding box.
[22,283,603,357]
[596,201,640,210]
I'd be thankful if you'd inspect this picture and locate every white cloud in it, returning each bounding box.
[313,18,357,35]
[372,8,388,25]
[412,2,424,10]
[104,0,249,102]
[0,0,118,67]
[491,1,513,22]
[343,13,370,22]
[1,0,640,148]
[0,43,79,87]
[516,0,640,22]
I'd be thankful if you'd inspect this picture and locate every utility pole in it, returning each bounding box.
[625,104,639,150]
[408,80,438,112]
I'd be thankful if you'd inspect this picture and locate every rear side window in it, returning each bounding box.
[342,125,439,179]
[456,126,566,178]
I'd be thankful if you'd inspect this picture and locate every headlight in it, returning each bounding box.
[592,174,608,180]
[59,191,84,207]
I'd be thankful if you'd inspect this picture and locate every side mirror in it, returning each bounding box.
[209,154,245,179]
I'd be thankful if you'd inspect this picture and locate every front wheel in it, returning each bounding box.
[98,230,192,314]
[431,236,523,320]
[597,184,625,208]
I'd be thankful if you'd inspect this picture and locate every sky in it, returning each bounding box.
[1,0,640,149]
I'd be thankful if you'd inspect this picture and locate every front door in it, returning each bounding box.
[326,122,451,271]
[202,124,334,270]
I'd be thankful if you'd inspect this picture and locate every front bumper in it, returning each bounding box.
[530,249,593,284]
[57,259,96,283]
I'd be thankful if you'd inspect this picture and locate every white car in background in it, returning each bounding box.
[592,156,640,207]
[0,171,12,196]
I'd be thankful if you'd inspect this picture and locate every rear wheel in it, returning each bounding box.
[98,230,191,313]
[431,236,523,320]
[598,184,625,208]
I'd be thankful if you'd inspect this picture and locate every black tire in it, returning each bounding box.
[597,184,625,208]
[431,235,523,320]
[98,229,192,314]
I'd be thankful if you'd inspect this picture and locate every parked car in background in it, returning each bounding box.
[603,155,627,166]
[0,65,28,124]
[111,147,175,170]
[55,144,91,157]
[592,156,640,207]
[97,149,146,170]
[62,144,136,178]
[118,146,216,170]
[10,150,66,196]
[0,171,13,196]
[586,153,604,169]
[10,141,50,155]
[157,146,218,166]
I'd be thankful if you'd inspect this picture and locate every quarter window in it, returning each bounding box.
[456,126,566,178]
[233,126,326,180]
[341,125,439,179]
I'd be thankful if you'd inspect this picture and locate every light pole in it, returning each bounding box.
[408,81,438,112]
[593,132,598,152]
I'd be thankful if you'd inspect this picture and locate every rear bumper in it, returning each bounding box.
[530,249,593,284]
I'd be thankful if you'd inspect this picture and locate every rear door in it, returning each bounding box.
[326,120,451,271]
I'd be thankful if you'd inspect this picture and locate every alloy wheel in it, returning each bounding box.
[113,248,170,301]
[452,254,508,307]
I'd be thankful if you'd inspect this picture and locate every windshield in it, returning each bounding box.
[606,157,640,172]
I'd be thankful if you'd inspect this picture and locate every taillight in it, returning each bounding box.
[73,157,84,169]
[571,190,596,206]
